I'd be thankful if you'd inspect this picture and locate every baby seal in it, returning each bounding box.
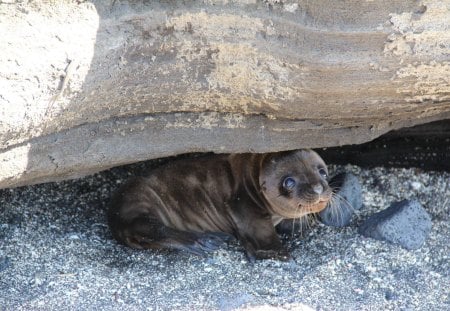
[108,149,332,261]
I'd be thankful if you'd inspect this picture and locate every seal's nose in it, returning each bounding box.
[312,183,323,194]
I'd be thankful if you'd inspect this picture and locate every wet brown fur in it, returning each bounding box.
[108,149,332,261]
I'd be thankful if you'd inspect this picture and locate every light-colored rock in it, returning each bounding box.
[1,0,449,188]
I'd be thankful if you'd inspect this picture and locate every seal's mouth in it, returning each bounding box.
[299,200,329,214]
[276,199,330,219]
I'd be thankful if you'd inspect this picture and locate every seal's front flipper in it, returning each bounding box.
[242,243,292,263]
[242,240,292,263]
[235,217,292,262]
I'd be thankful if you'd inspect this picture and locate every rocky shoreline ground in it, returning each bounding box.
[0,159,449,310]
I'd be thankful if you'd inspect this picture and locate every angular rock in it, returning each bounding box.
[358,200,432,250]
[320,172,362,227]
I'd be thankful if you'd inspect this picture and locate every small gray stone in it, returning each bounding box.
[358,200,432,250]
[384,289,398,301]
[0,256,11,272]
[320,172,362,227]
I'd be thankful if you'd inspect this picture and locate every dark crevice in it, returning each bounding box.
[320,120,450,172]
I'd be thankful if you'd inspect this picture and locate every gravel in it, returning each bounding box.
[0,160,449,310]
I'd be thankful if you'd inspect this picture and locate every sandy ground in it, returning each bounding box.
[0,158,449,311]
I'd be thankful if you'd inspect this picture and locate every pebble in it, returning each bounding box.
[410,181,422,191]
[384,289,398,301]
[0,256,11,272]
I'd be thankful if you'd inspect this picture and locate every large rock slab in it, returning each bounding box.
[1,0,449,188]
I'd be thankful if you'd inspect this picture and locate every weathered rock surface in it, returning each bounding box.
[359,200,432,250]
[1,0,449,188]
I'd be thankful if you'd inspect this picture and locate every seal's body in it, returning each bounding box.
[108,150,332,261]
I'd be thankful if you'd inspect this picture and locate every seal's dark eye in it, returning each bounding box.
[318,167,328,179]
[282,177,296,190]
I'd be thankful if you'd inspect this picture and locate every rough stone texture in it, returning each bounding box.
[1,0,450,189]
[359,200,432,250]
[319,172,362,227]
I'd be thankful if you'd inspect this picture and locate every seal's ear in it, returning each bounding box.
[258,155,281,198]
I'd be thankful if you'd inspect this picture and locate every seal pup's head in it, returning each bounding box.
[259,149,332,219]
